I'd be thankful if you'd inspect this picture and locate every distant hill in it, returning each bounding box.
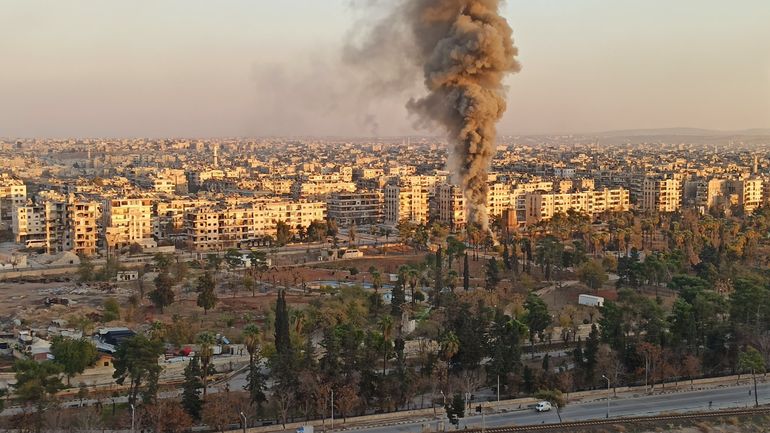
[596,127,770,137]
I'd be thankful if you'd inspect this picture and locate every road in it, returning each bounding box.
[348,381,770,433]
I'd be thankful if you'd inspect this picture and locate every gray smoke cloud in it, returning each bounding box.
[347,0,520,230]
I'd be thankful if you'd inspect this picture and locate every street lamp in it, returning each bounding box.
[602,375,611,418]
[239,411,247,433]
[130,404,135,433]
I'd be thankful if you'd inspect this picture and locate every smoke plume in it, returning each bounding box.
[347,0,520,230]
[408,0,520,230]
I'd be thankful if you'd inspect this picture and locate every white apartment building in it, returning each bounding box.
[184,199,327,251]
[524,188,630,225]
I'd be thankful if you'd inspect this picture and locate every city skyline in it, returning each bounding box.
[2,0,769,138]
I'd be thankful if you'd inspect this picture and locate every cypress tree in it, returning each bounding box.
[181,355,203,420]
[434,246,443,306]
[502,242,511,270]
[463,252,470,291]
[274,290,291,356]
[391,275,406,316]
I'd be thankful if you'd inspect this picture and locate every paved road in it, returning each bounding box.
[348,381,770,433]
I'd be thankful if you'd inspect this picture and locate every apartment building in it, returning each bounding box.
[184,199,327,251]
[155,198,214,240]
[384,181,433,225]
[524,188,630,225]
[640,175,682,213]
[12,193,99,256]
[104,198,154,248]
[69,200,100,256]
[434,183,466,230]
[0,177,27,226]
[327,191,383,226]
[703,177,764,215]
[291,180,357,198]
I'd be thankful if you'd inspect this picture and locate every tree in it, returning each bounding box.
[181,355,203,420]
[205,253,223,272]
[276,220,293,246]
[335,383,359,423]
[77,258,95,282]
[434,247,443,305]
[153,253,173,273]
[103,298,121,322]
[524,293,551,355]
[485,258,501,291]
[150,271,175,313]
[202,391,238,433]
[224,248,244,269]
[463,252,470,291]
[242,324,267,412]
[197,332,216,398]
[112,334,164,406]
[738,346,765,407]
[13,360,64,433]
[445,392,466,424]
[380,315,394,376]
[50,337,98,386]
[141,400,193,433]
[577,259,609,292]
[583,324,600,385]
[274,290,292,356]
[391,273,406,316]
[535,389,567,423]
[196,271,218,314]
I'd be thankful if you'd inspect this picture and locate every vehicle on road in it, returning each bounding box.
[535,401,552,412]
[296,426,313,433]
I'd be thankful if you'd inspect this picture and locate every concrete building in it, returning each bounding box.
[434,183,466,230]
[69,200,100,256]
[704,177,764,215]
[104,198,154,248]
[384,183,432,225]
[327,191,383,226]
[640,175,682,213]
[184,199,327,251]
[524,188,630,225]
[0,177,26,226]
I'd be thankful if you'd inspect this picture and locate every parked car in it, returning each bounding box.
[535,401,552,412]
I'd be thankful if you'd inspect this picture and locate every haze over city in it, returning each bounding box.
[2,0,769,138]
[4,2,770,433]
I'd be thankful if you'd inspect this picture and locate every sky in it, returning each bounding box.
[1,0,769,138]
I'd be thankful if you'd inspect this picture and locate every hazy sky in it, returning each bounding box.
[1,1,769,138]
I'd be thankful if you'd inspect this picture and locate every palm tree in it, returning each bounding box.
[197,332,216,398]
[242,324,261,366]
[371,270,383,293]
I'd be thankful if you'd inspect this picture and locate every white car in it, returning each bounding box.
[535,401,552,412]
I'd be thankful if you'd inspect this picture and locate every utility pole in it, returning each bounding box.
[331,388,334,429]
[130,404,135,433]
[497,375,500,402]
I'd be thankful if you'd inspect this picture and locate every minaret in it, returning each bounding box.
[213,144,219,167]
[753,155,759,175]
